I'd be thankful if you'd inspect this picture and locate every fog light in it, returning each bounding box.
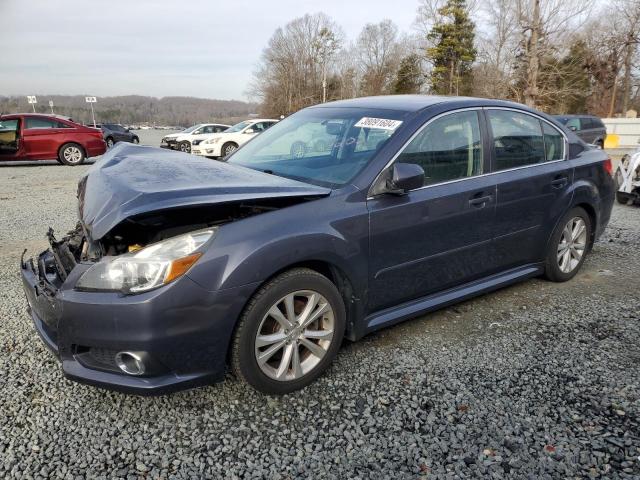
[115,351,146,376]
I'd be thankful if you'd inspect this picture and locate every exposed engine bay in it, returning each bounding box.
[43,196,313,280]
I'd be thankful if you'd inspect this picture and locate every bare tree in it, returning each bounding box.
[474,0,520,99]
[356,20,405,96]
[619,0,640,113]
[249,13,344,116]
[514,0,594,108]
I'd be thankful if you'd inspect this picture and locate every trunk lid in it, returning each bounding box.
[78,144,331,240]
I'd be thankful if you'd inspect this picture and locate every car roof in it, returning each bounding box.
[0,113,73,121]
[247,119,279,123]
[553,114,600,119]
[313,95,537,113]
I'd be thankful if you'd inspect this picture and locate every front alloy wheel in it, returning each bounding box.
[231,268,345,394]
[255,291,334,381]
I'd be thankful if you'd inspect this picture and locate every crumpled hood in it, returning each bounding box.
[78,144,330,240]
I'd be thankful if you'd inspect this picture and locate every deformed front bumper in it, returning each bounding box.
[20,250,258,395]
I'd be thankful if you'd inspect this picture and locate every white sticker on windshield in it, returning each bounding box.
[354,117,403,131]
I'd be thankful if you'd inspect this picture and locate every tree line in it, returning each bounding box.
[0,95,258,127]
[251,0,640,118]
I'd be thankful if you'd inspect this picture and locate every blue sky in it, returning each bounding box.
[0,0,419,101]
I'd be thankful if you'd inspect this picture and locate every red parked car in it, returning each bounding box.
[0,113,106,165]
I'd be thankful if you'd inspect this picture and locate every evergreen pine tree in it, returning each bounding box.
[426,0,476,95]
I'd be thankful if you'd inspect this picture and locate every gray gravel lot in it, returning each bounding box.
[0,158,639,479]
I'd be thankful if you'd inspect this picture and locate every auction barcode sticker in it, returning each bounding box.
[354,117,403,131]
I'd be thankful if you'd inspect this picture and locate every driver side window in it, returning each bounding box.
[397,110,483,187]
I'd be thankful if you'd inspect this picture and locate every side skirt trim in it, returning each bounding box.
[363,264,544,335]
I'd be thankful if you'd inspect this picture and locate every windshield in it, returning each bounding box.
[227,108,407,187]
[182,124,202,133]
[226,120,252,133]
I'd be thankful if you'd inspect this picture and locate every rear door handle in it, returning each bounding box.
[551,177,568,188]
[469,195,492,208]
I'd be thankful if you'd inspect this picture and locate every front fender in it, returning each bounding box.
[186,189,369,298]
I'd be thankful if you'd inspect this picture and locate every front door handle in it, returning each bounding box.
[469,195,492,208]
[551,177,568,189]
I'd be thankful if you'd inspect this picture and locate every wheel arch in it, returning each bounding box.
[223,257,363,366]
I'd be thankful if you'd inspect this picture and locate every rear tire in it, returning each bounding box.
[58,143,86,166]
[544,207,591,282]
[106,137,115,149]
[231,268,345,394]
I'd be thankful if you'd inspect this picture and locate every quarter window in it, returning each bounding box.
[542,122,564,161]
[397,110,483,187]
[489,110,545,171]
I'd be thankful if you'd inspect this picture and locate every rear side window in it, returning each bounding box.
[565,118,580,131]
[542,122,565,161]
[397,110,483,187]
[489,110,545,171]
[25,118,67,129]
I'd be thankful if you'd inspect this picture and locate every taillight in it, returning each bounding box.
[603,158,613,176]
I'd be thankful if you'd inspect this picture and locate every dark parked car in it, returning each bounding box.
[98,123,140,148]
[21,96,614,395]
[0,113,106,165]
[553,115,607,148]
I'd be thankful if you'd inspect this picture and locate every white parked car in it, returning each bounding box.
[191,119,279,158]
[161,123,231,152]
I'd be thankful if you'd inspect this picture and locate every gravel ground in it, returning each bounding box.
[0,161,639,479]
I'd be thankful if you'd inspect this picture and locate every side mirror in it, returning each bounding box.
[245,129,255,134]
[568,125,577,132]
[385,163,424,195]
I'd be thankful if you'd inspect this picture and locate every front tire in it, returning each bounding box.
[179,141,190,153]
[221,142,238,157]
[544,207,591,282]
[231,268,346,394]
[132,137,139,144]
[58,143,86,166]
[106,137,115,149]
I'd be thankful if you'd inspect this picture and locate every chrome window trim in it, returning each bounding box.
[367,106,569,199]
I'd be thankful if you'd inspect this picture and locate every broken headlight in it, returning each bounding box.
[76,228,217,293]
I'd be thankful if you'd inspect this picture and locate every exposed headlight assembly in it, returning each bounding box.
[192,139,202,146]
[76,228,217,294]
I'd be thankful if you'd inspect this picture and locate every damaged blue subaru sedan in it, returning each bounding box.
[21,96,615,395]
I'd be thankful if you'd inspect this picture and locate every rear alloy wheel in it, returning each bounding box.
[232,268,345,394]
[544,207,591,282]
[58,143,86,166]
[222,142,238,157]
[179,141,191,153]
[106,137,115,148]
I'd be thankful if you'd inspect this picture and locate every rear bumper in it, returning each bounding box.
[85,139,107,158]
[21,252,258,395]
